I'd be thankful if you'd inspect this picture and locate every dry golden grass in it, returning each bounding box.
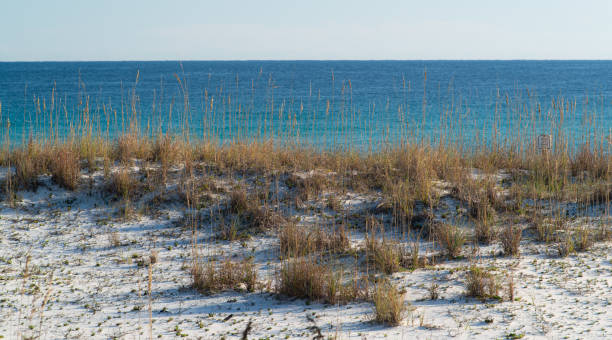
[1,132,608,215]
[465,266,500,300]
[474,220,496,244]
[276,258,366,304]
[49,145,80,190]
[224,189,285,233]
[11,141,45,190]
[372,279,406,326]
[276,258,330,301]
[150,134,178,183]
[433,222,466,259]
[192,257,257,294]
[499,225,522,257]
[285,173,330,201]
[531,214,556,243]
[114,133,150,163]
[365,236,403,274]
[107,167,141,199]
[108,230,121,247]
[279,223,349,258]
[573,226,593,252]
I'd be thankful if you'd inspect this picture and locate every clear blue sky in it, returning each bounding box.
[2,0,611,61]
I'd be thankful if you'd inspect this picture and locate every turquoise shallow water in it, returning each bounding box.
[0,60,610,150]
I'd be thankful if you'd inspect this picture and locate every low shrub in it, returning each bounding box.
[228,189,250,214]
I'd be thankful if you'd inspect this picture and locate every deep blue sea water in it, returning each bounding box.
[0,60,610,150]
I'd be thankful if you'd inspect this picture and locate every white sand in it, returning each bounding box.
[0,167,611,339]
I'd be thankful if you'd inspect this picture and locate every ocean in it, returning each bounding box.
[0,60,610,150]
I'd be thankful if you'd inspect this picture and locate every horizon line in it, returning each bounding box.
[2,58,612,63]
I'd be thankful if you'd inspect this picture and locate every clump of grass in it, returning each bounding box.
[279,223,349,258]
[285,173,329,201]
[276,258,329,301]
[107,167,141,199]
[500,225,522,257]
[192,257,257,294]
[225,189,284,233]
[505,271,515,301]
[454,178,498,224]
[469,199,496,225]
[372,279,406,326]
[555,226,594,256]
[114,133,149,163]
[465,266,500,300]
[245,203,282,231]
[474,220,496,244]
[573,226,593,252]
[325,194,343,211]
[557,233,574,257]
[48,145,80,190]
[433,223,465,259]
[590,183,612,205]
[149,250,158,265]
[108,231,121,247]
[385,180,416,222]
[571,147,611,182]
[150,134,178,183]
[402,231,429,270]
[12,142,44,190]
[365,235,402,274]
[278,223,305,257]
[428,282,440,300]
[532,214,556,243]
[228,189,250,214]
[594,222,611,242]
[106,167,143,217]
[77,136,103,172]
[217,218,244,241]
[325,270,368,305]
[277,258,365,304]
